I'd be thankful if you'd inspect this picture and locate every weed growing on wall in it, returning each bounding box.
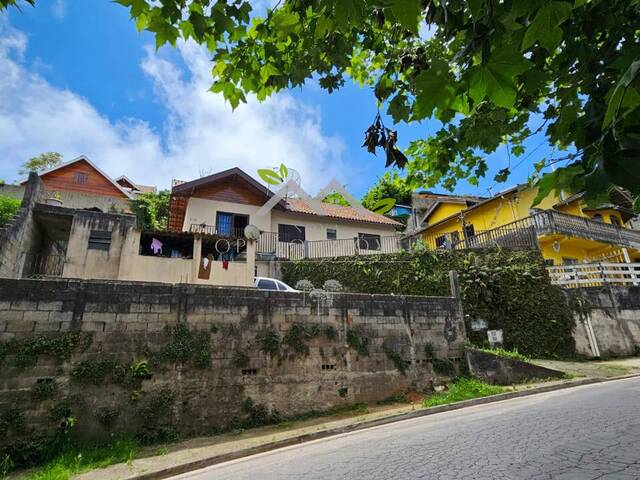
[346,328,369,356]
[256,327,279,356]
[232,350,250,368]
[283,249,575,358]
[95,407,120,428]
[71,359,152,388]
[152,324,211,368]
[0,332,92,368]
[31,379,58,401]
[282,323,338,357]
[136,389,176,444]
[382,342,409,375]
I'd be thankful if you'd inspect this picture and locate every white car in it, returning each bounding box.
[254,277,299,292]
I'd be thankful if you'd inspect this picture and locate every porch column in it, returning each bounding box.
[192,234,202,283]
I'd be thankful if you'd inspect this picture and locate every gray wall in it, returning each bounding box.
[570,286,640,357]
[0,183,131,213]
[0,278,465,445]
[0,173,47,278]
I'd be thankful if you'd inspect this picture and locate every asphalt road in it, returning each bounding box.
[173,377,640,480]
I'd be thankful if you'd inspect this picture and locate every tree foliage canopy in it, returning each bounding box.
[361,171,413,210]
[18,152,62,176]
[0,195,21,226]
[129,190,170,231]
[7,1,640,208]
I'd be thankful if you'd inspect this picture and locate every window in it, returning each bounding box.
[463,224,475,238]
[216,212,249,238]
[88,230,111,251]
[278,224,306,243]
[257,279,278,290]
[562,257,578,265]
[326,228,337,240]
[276,280,292,291]
[592,214,603,222]
[357,233,381,251]
[610,215,621,226]
[436,232,457,249]
[74,172,88,184]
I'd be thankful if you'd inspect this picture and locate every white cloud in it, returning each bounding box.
[0,21,345,193]
[51,0,67,20]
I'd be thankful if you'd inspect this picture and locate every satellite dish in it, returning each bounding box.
[244,224,261,241]
[552,240,561,253]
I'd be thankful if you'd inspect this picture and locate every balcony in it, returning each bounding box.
[189,223,246,239]
[257,232,402,260]
[445,210,640,251]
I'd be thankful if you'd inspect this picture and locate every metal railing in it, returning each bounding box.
[430,210,640,251]
[257,233,402,260]
[533,210,640,247]
[547,262,640,288]
[22,254,65,278]
[189,223,246,239]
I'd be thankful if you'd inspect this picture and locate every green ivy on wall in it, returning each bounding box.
[282,249,575,358]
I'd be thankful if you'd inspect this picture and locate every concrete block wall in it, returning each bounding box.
[0,183,131,213]
[0,278,464,444]
[0,173,47,278]
[569,285,640,357]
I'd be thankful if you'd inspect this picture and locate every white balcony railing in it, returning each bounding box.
[547,262,640,288]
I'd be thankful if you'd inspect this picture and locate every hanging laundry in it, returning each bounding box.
[222,260,229,270]
[202,257,209,269]
[150,237,163,255]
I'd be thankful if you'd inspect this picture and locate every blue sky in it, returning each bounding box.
[0,0,554,198]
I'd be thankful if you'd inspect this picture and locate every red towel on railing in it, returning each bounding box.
[222,260,229,270]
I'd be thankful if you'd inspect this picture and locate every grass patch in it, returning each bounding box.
[377,393,408,405]
[423,378,507,407]
[478,347,529,362]
[25,439,137,480]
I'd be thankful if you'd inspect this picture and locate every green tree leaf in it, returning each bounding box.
[387,94,410,123]
[521,2,573,52]
[603,59,640,129]
[469,47,530,108]
[413,60,455,119]
[389,0,420,33]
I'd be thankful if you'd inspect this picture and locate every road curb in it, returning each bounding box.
[121,373,640,480]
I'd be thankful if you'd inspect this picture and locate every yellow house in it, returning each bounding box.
[407,185,640,265]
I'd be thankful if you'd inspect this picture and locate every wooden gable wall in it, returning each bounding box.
[39,160,127,198]
[191,177,267,206]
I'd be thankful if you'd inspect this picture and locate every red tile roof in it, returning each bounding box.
[285,198,402,227]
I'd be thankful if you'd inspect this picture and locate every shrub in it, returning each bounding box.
[424,378,506,407]
[282,249,575,358]
[0,195,20,227]
[479,347,529,362]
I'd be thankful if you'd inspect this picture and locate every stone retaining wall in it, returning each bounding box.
[0,277,464,450]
